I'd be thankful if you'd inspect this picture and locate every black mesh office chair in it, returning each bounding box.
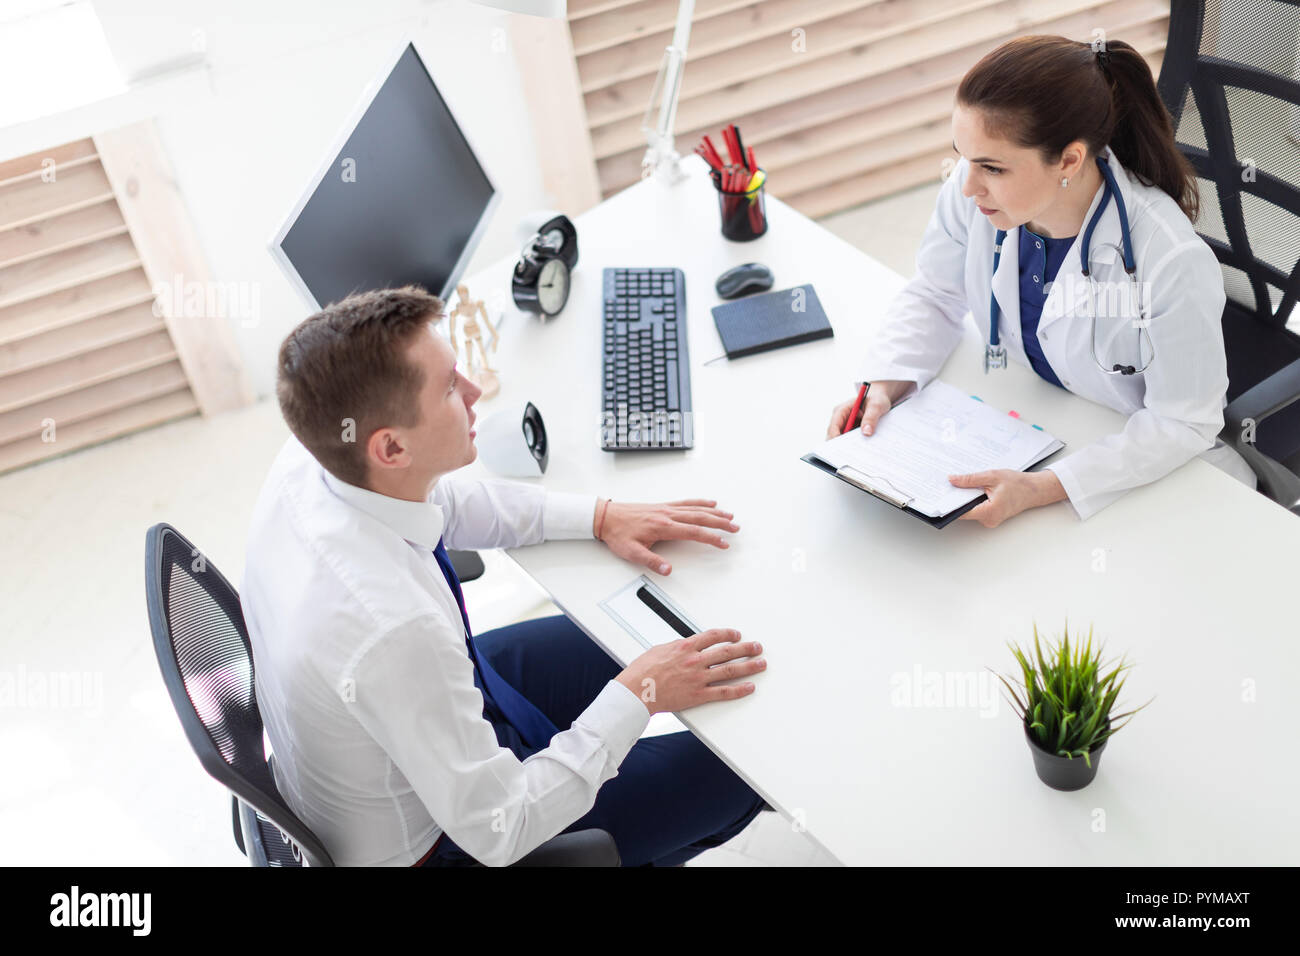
[1156,0,1300,510]
[144,522,619,867]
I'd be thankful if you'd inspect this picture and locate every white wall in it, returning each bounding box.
[1,0,556,397]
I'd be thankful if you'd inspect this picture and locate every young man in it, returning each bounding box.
[241,287,768,867]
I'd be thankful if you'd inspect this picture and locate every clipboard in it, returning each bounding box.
[800,441,1064,529]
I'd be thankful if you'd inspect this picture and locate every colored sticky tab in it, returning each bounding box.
[1031,424,1043,431]
[1008,410,1020,418]
[970,395,983,402]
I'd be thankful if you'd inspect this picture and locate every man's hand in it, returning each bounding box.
[595,498,738,575]
[949,469,1067,528]
[616,628,765,715]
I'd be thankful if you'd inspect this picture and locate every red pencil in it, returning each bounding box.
[700,135,725,170]
[722,125,739,166]
[695,145,722,172]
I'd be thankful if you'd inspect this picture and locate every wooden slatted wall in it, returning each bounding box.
[556,0,1171,218]
[0,123,251,473]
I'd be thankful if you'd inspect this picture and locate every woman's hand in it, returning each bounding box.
[949,469,1068,528]
[826,380,914,438]
[595,498,739,575]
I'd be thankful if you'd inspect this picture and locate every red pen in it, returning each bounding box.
[845,383,869,433]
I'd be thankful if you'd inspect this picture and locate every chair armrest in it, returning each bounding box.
[510,829,621,867]
[447,549,486,583]
[1224,355,1300,427]
[1221,356,1300,511]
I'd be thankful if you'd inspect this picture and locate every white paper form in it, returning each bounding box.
[810,381,1063,517]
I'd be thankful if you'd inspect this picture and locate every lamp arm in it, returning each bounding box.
[640,0,695,182]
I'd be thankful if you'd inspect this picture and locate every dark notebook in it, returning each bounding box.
[710,284,833,359]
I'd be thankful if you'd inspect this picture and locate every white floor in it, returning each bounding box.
[0,182,940,867]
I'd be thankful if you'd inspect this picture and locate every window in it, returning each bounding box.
[0,1,126,128]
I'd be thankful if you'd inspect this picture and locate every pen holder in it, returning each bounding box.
[711,167,768,242]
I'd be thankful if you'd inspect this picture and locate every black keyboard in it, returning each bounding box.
[601,267,693,450]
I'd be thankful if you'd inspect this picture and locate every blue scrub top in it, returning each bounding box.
[1018,226,1073,389]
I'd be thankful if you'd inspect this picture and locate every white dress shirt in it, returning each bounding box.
[240,438,650,866]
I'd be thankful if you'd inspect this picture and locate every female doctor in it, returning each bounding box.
[827,35,1256,527]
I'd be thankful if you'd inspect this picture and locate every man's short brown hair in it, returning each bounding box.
[277,286,443,487]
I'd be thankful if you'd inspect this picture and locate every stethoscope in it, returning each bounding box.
[984,153,1154,376]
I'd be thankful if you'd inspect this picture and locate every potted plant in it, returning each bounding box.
[994,622,1151,791]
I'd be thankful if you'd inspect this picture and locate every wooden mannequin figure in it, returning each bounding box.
[449,283,500,400]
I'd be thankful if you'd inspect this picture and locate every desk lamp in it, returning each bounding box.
[471,0,697,184]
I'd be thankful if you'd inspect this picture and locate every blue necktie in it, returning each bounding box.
[432,538,559,750]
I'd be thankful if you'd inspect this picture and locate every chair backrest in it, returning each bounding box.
[1156,0,1300,460]
[144,522,333,867]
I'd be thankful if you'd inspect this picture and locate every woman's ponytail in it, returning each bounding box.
[1095,40,1200,222]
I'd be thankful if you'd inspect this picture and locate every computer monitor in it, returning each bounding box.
[270,42,500,311]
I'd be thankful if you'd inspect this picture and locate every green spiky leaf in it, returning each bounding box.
[994,621,1152,760]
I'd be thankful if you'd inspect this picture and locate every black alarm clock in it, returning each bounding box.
[512,214,578,316]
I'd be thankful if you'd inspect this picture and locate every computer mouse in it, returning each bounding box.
[715,262,774,299]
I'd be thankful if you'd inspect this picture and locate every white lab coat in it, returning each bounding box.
[858,148,1256,520]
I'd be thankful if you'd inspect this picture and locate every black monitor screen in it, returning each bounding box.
[276,44,496,308]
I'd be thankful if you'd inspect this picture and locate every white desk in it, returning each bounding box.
[459,154,1300,865]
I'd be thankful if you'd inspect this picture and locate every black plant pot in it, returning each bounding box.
[1023,723,1107,791]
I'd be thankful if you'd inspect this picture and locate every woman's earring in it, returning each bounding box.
[1061,177,1070,188]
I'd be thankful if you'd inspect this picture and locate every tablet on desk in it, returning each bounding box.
[599,576,700,648]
